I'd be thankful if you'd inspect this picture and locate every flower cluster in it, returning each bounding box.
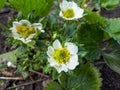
[9,0,84,73]
[1,0,116,89]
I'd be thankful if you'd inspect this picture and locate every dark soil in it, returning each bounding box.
[0,6,120,90]
[101,6,120,18]
[101,65,120,90]
[0,7,10,54]
[100,6,120,90]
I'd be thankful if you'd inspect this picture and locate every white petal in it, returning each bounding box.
[11,30,32,44]
[53,39,62,49]
[19,38,31,43]
[18,38,26,43]
[32,23,44,32]
[32,23,42,30]
[47,46,54,57]
[12,27,21,37]
[67,55,79,70]
[59,11,63,17]
[67,1,74,8]
[13,21,21,27]
[65,42,78,55]
[54,65,63,73]
[74,7,84,19]
[23,40,32,43]
[61,64,68,72]
[60,0,69,10]
[40,30,45,33]
[12,30,21,39]
[71,1,78,9]
[54,64,68,73]
[19,20,31,26]
[48,58,58,67]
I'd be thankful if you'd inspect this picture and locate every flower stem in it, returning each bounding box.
[81,0,87,8]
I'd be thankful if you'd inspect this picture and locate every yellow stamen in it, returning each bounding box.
[63,8,75,18]
[53,48,70,64]
[16,26,35,38]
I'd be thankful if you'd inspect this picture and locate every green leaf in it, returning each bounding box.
[52,70,59,80]
[45,81,63,90]
[16,65,29,78]
[43,64,52,73]
[0,0,6,9]
[64,23,77,38]
[0,50,17,64]
[84,9,106,27]
[58,63,102,90]
[33,64,40,70]
[27,41,36,47]
[104,18,120,44]
[58,72,68,89]
[78,24,103,60]
[8,0,54,18]
[101,0,119,9]
[103,50,120,74]
[78,9,105,60]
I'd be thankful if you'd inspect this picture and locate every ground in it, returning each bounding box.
[0,6,120,90]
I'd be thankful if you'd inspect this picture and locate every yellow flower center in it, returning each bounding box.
[53,48,70,64]
[63,8,75,18]
[16,26,35,38]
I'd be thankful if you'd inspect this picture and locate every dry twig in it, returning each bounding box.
[7,78,46,90]
[30,70,49,78]
[0,76,23,80]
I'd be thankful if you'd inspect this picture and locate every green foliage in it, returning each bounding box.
[84,9,106,27]
[0,49,17,64]
[101,0,119,9]
[0,0,6,9]
[45,63,102,90]
[64,23,77,38]
[78,23,103,60]
[103,49,120,74]
[0,49,17,70]
[15,65,29,78]
[77,9,107,60]
[8,0,54,19]
[77,10,105,60]
[105,18,120,44]
[16,46,46,69]
[52,70,59,80]
[0,0,120,89]
[45,81,63,90]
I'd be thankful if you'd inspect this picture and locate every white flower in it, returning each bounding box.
[10,19,44,43]
[7,61,16,68]
[47,39,79,73]
[59,0,84,20]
